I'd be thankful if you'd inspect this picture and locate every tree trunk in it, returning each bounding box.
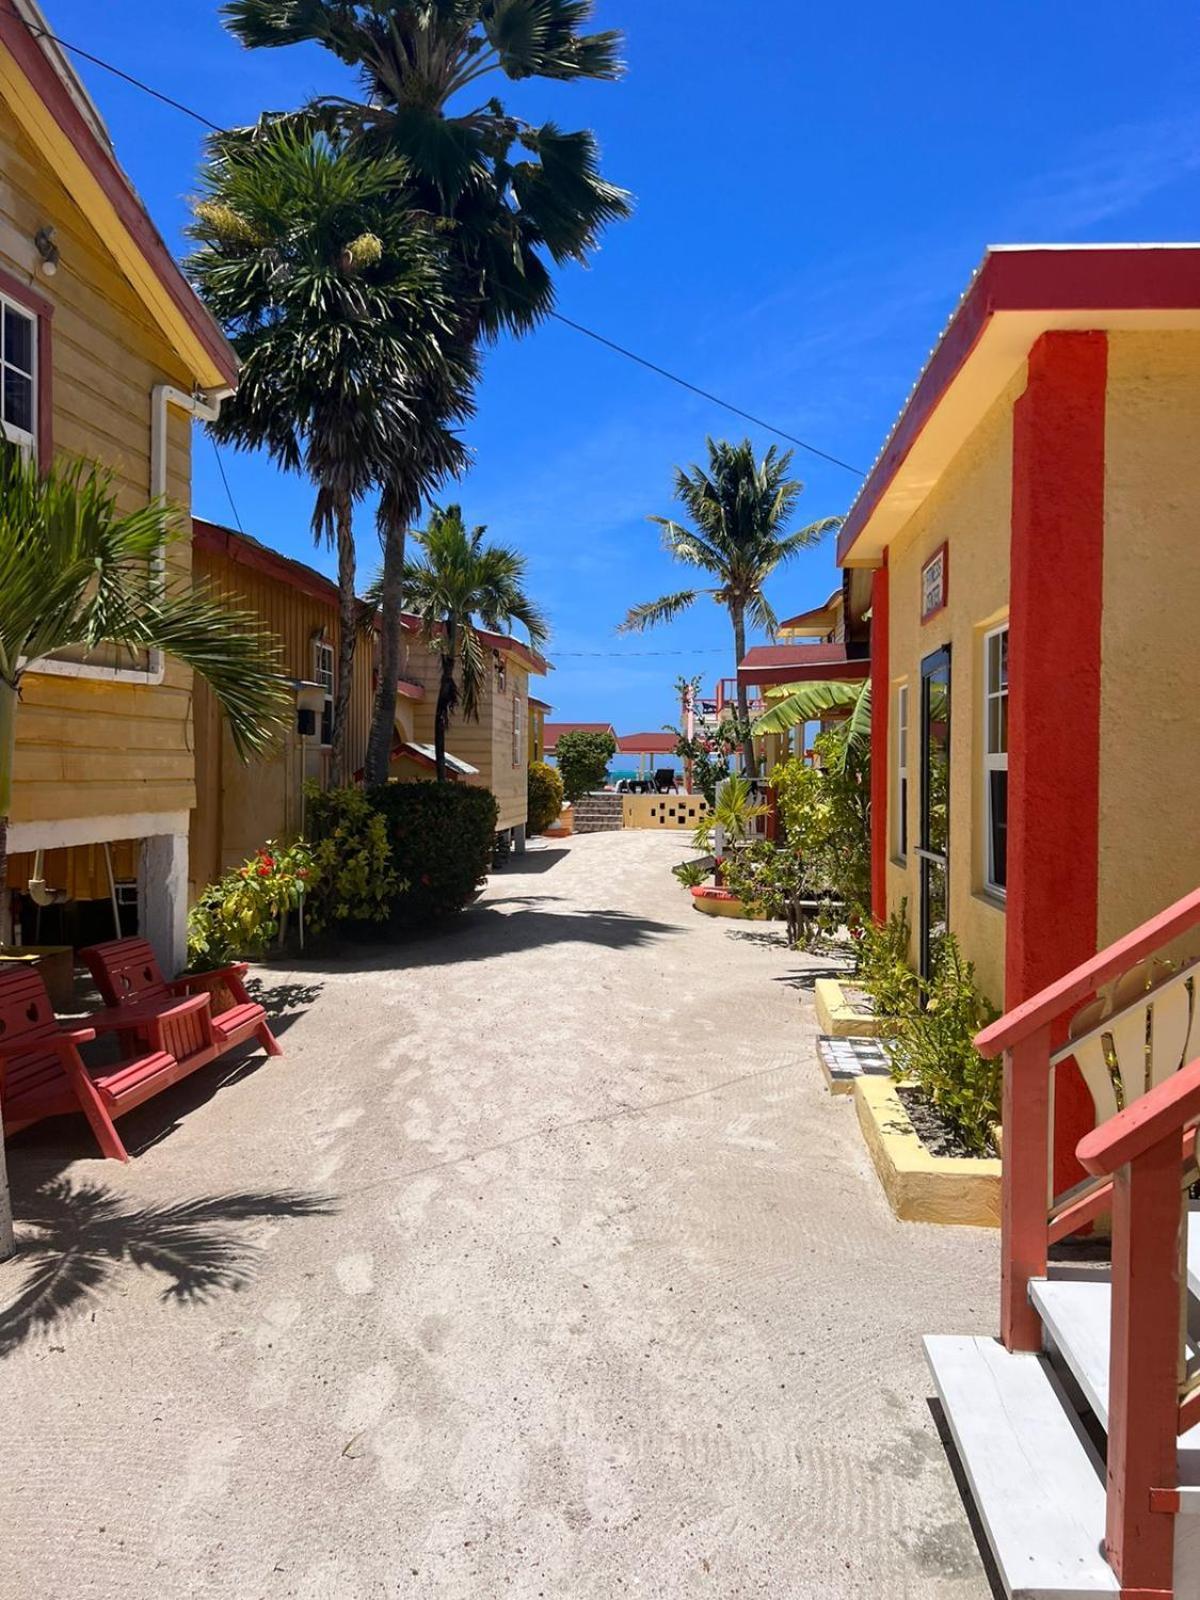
[0,680,18,1259]
[364,511,407,788]
[732,606,758,778]
[434,654,455,784]
[330,492,357,788]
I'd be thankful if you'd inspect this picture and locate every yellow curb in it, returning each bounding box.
[852,1075,1001,1228]
[814,976,894,1038]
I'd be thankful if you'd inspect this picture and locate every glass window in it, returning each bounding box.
[920,648,951,979]
[1,297,36,453]
[983,625,1008,894]
[315,641,335,746]
[894,683,909,861]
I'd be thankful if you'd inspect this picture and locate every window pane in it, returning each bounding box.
[3,306,33,374]
[998,628,1008,691]
[899,774,908,856]
[989,768,1008,888]
[3,367,32,433]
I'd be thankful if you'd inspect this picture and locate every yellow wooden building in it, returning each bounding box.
[190,520,551,879]
[0,1,238,969]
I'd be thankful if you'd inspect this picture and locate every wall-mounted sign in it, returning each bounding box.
[921,542,948,623]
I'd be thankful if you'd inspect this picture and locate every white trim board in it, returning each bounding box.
[7,810,189,852]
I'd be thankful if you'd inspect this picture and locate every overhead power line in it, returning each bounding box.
[210,436,244,532]
[7,4,868,479]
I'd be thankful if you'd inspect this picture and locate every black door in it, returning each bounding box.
[918,647,951,979]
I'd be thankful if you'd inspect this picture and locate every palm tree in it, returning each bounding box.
[620,438,842,778]
[402,506,548,783]
[754,679,872,775]
[219,0,631,778]
[0,446,290,1260]
[186,127,476,783]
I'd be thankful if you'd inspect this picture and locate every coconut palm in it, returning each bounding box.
[187,127,476,783]
[620,438,842,777]
[402,505,548,783]
[220,0,630,778]
[0,446,290,1260]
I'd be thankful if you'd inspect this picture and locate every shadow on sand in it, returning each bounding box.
[287,897,681,972]
[0,1176,334,1357]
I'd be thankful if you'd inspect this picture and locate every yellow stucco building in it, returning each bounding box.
[839,243,1200,1178]
[0,1,238,969]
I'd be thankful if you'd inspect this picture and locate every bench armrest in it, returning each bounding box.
[170,963,249,992]
[0,1026,95,1061]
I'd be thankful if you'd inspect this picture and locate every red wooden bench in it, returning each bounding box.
[80,938,282,1066]
[0,967,220,1161]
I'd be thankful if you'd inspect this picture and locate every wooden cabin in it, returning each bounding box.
[0,1,238,972]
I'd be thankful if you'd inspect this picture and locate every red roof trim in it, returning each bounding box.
[193,519,341,612]
[837,246,1200,565]
[737,643,869,691]
[616,732,677,755]
[0,10,238,388]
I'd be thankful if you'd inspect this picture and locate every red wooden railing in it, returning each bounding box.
[977,884,1200,1598]
[976,883,1200,1351]
[1075,1056,1200,1594]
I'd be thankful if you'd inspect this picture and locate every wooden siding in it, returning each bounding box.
[189,542,377,891]
[401,634,533,832]
[0,93,197,834]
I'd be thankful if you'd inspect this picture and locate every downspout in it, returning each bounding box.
[150,383,233,678]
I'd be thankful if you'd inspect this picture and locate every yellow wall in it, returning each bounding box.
[884,370,1022,1007]
[0,94,196,833]
[623,793,709,830]
[189,544,379,891]
[1098,331,1200,947]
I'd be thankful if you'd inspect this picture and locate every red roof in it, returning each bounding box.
[544,721,616,751]
[737,643,869,691]
[837,244,1200,566]
[617,731,677,755]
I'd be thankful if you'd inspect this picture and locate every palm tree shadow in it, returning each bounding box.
[0,1177,335,1357]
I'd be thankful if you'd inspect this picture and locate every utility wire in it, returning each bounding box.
[210,436,244,532]
[7,5,867,479]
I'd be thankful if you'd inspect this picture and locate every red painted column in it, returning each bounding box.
[869,557,889,925]
[1008,331,1107,1194]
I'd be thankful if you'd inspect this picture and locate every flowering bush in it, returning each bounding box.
[187,840,316,971]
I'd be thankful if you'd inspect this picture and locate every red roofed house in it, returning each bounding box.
[840,243,1200,1599]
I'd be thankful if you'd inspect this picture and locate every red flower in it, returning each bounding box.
[257,864,271,878]
[296,868,309,880]
[259,852,275,870]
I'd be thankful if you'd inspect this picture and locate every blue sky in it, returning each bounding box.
[44,0,1200,734]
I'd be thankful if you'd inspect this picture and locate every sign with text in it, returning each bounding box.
[921,543,948,622]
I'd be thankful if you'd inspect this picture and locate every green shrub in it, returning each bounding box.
[304,783,399,935]
[370,780,499,923]
[720,838,827,947]
[188,840,315,971]
[771,737,870,918]
[673,859,709,888]
[855,901,921,1024]
[527,760,564,833]
[555,729,616,802]
[889,935,1000,1155]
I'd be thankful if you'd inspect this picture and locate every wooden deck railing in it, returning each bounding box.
[1075,1056,1200,1595]
[975,884,1200,1352]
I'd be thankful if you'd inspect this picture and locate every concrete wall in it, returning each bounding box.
[622,793,709,830]
[1098,331,1200,947]
[883,371,1022,1007]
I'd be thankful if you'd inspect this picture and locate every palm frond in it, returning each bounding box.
[617,590,701,635]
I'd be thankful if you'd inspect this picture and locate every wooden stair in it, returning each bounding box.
[926,1210,1200,1598]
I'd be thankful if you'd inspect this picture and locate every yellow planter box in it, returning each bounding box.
[853,1075,1001,1229]
[814,976,895,1038]
[689,886,767,920]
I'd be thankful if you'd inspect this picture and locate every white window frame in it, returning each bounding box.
[315,640,335,747]
[893,681,909,863]
[983,622,1009,897]
[0,291,36,461]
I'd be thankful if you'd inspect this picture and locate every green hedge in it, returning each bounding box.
[369,780,499,924]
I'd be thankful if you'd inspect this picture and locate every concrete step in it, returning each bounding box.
[924,1334,1118,1597]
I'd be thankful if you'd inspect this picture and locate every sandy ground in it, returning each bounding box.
[0,830,999,1600]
